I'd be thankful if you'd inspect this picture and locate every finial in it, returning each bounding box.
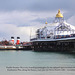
[56,9,63,18]
[58,9,60,13]
[45,21,48,24]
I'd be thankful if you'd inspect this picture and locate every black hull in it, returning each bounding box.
[21,46,32,50]
[32,39,75,52]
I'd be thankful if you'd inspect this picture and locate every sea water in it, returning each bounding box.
[0,50,75,75]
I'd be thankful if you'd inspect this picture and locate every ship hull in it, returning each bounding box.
[0,46,32,51]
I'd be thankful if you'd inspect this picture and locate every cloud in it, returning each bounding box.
[0,23,35,42]
[0,0,75,12]
[0,10,58,42]
[0,10,58,26]
[0,9,74,42]
[0,0,75,42]
[67,15,75,25]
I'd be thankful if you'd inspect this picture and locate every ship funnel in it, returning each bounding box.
[16,37,20,45]
[11,37,14,44]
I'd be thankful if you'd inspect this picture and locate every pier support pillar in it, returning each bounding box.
[74,43,75,49]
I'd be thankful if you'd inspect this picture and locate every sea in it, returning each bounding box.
[0,50,75,75]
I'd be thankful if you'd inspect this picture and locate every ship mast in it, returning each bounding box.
[30,28,32,41]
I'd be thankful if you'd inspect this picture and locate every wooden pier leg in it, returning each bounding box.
[74,43,75,49]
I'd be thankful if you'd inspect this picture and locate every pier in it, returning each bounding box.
[32,40,75,52]
[31,10,75,52]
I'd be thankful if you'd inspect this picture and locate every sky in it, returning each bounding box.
[0,0,75,42]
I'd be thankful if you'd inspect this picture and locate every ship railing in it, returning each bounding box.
[30,38,37,41]
[0,45,16,48]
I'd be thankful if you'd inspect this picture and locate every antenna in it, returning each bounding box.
[45,18,48,25]
[30,28,32,41]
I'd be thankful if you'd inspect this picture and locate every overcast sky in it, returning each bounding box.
[0,0,75,42]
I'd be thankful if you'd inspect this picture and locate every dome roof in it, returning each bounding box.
[45,21,48,24]
[56,9,63,18]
